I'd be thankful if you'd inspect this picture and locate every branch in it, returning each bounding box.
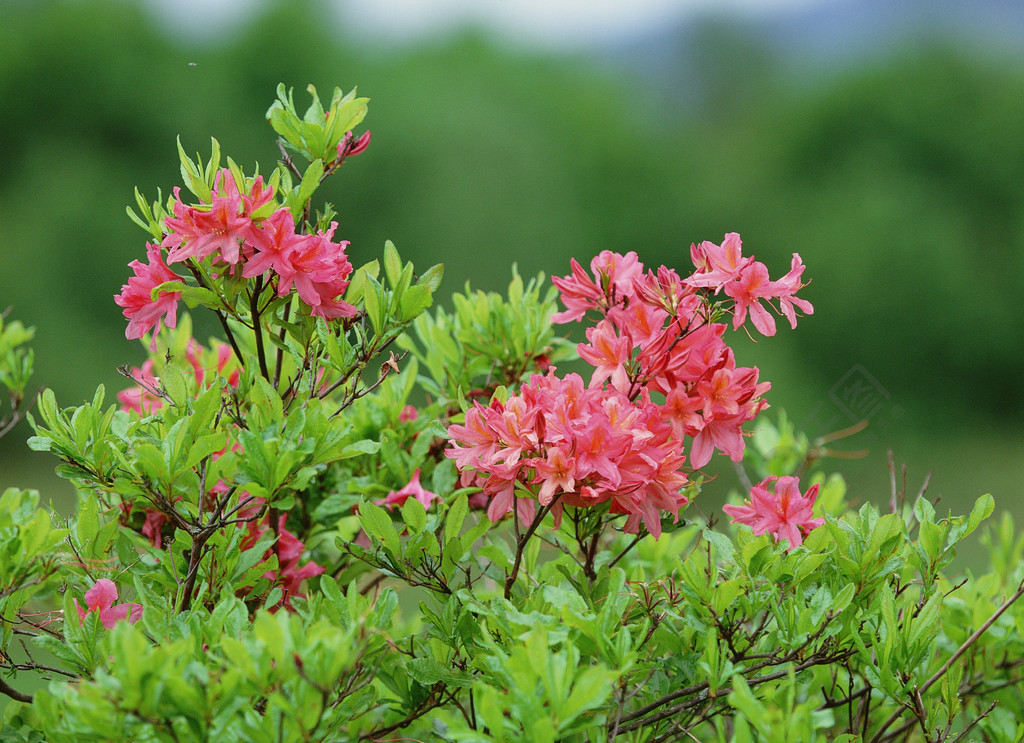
[868,577,1024,743]
[250,276,270,381]
[504,496,561,600]
[0,676,32,704]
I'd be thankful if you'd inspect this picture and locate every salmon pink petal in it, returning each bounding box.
[84,578,118,612]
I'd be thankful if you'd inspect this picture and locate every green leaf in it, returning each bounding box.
[919,519,945,560]
[320,574,344,608]
[703,528,736,562]
[344,259,379,305]
[406,657,473,687]
[445,494,469,544]
[250,375,284,425]
[831,583,856,615]
[418,263,444,292]
[559,666,614,730]
[908,593,942,649]
[867,513,903,560]
[187,383,222,440]
[363,277,384,335]
[966,493,995,538]
[359,501,401,557]
[162,365,188,408]
[331,438,381,460]
[712,578,744,615]
[383,240,402,289]
[293,158,325,215]
[399,284,433,321]
[185,430,229,471]
[180,286,222,310]
[26,435,51,452]
[401,497,427,534]
[76,495,99,545]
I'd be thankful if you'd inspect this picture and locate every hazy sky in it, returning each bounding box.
[337,0,835,46]
[149,0,837,48]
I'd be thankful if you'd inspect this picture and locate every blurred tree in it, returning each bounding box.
[3,0,1024,509]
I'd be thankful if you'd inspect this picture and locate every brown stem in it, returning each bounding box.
[0,676,32,704]
[273,300,292,390]
[250,276,269,381]
[178,534,208,612]
[504,497,561,600]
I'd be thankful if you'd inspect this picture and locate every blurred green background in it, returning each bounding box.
[3,0,1024,521]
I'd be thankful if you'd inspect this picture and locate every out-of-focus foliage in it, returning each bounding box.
[4,0,1024,506]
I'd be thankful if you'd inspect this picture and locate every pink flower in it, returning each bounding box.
[725,262,777,336]
[278,222,357,318]
[687,233,754,290]
[241,208,308,280]
[162,171,262,266]
[73,579,143,629]
[551,251,642,324]
[116,359,164,415]
[774,253,814,329]
[114,243,184,347]
[336,130,371,161]
[141,509,168,549]
[274,525,326,598]
[578,319,631,392]
[376,469,439,511]
[398,405,418,423]
[447,370,690,537]
[238,498,324,608]
[723,475,823,550]
[533,446,578,506]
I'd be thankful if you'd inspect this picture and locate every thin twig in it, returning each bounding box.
[0,676,32,704]
[868,578,1024,743]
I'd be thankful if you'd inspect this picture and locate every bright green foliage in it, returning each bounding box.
[399,267,575,403]
[3,83,1024,743]
[0,313,34,441]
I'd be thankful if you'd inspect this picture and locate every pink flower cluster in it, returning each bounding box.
[448,371,689,537]
[552,236,811,470]
[113,243,184,348]
[447,236,812,538]
[688,233,813,337]
[239,499,326,605]
[115,168,357,345]
[723,475,823,550]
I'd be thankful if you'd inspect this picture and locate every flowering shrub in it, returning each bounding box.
[1,83,1023,742]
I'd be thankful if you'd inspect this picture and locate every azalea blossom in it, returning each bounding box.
[241,208,309,280]
[725,262,778,336]
[687,232,753,290]
[375,469,439,511]
[550,250,642,324]
[447,370,690,538]
[73,579,143,629]
[336,129,371,162]
[774,253,815,329]
[723,475,823,550]
[162,171,269,266]
[449,238,810,536]
[114,242,184,347]
[577,319,631,392]
[239,498,325,608]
